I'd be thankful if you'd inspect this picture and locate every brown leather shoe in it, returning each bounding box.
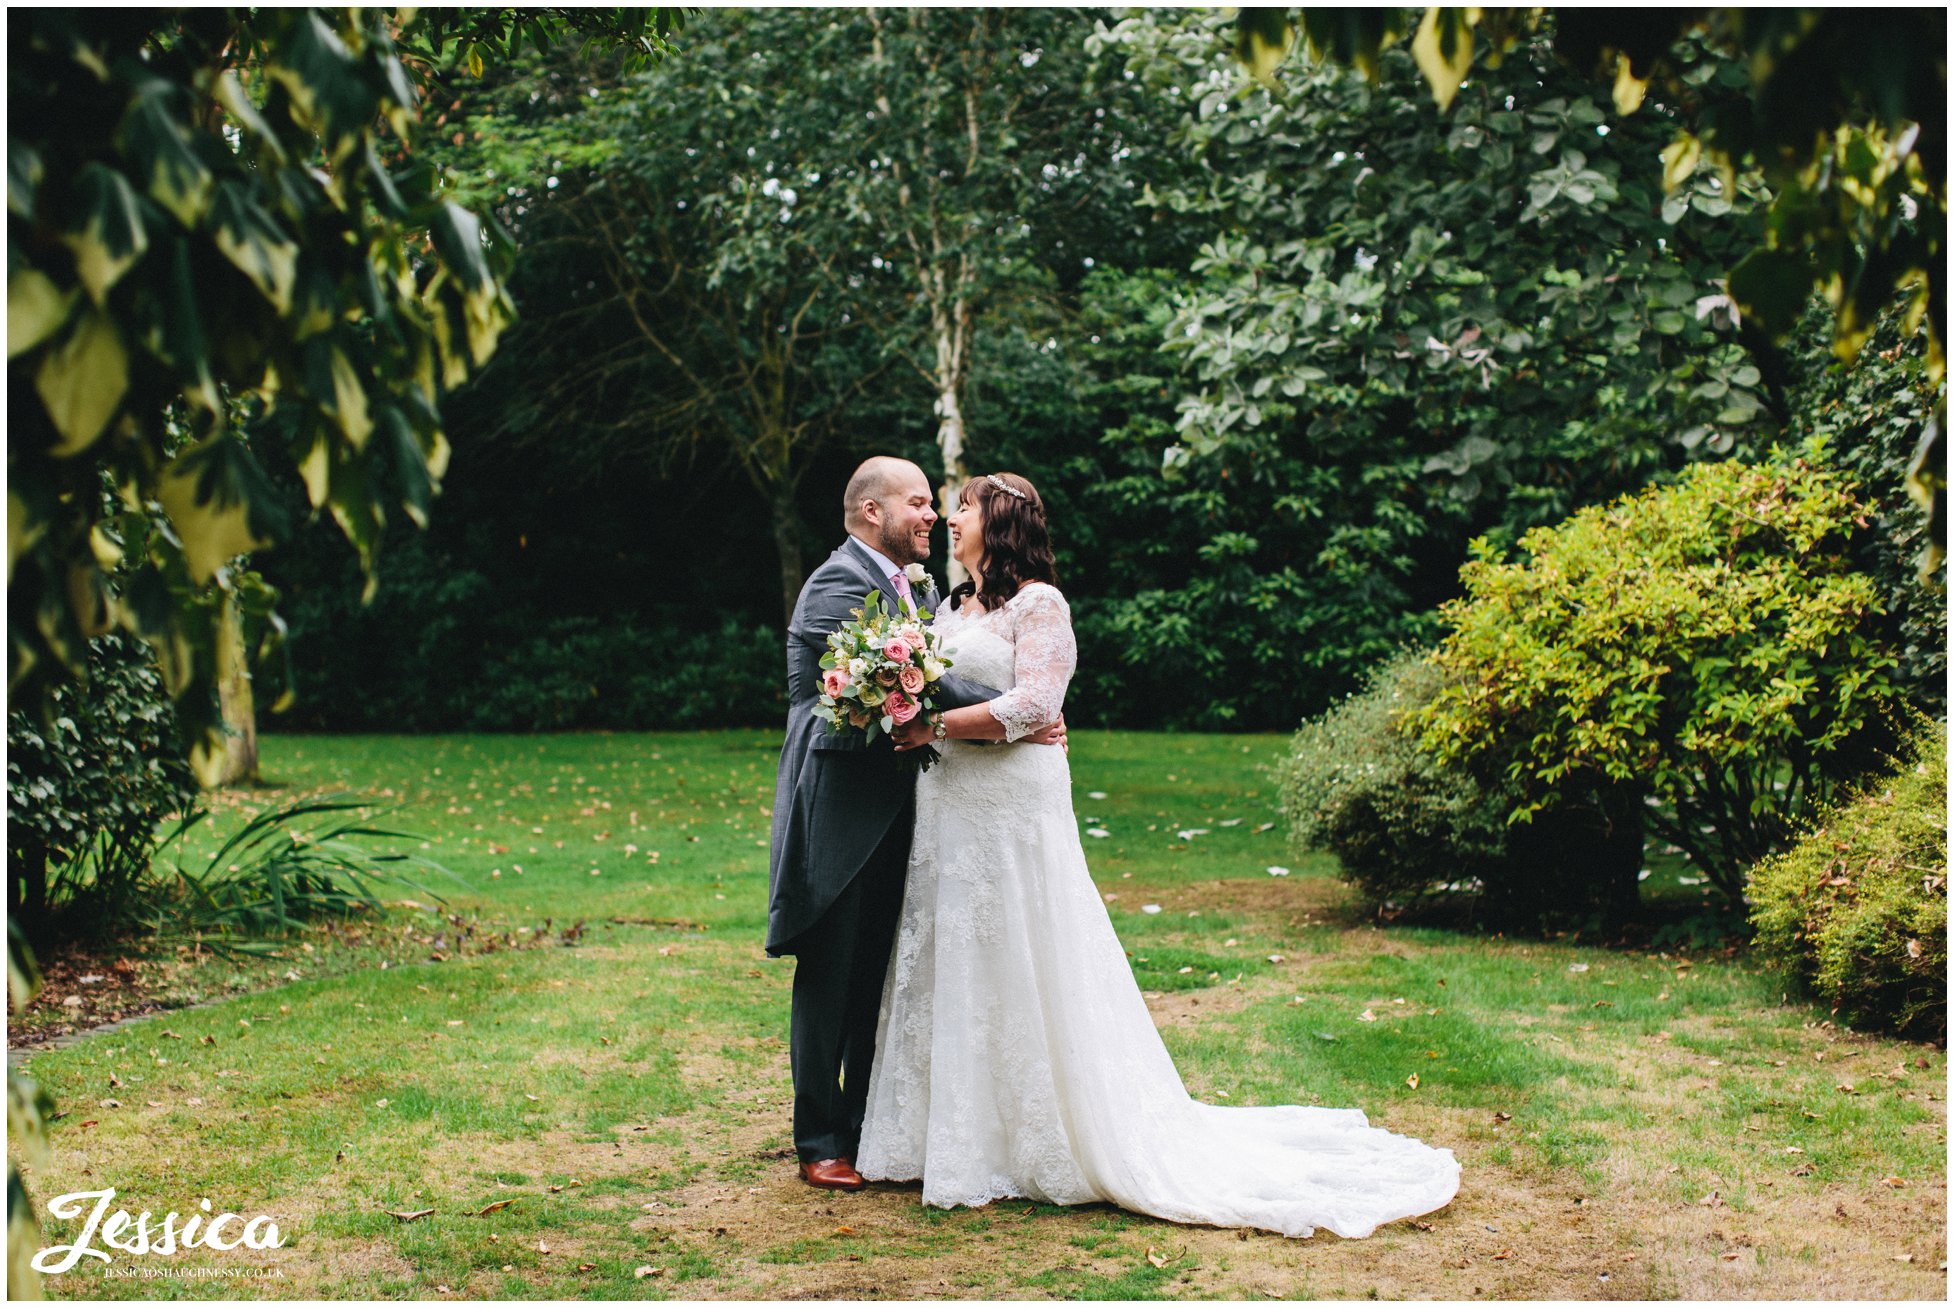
[798,1158,866,1191]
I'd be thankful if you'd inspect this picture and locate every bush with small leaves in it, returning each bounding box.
[1748,717,1946,1041]
[1277,651,1512,908]
[1412,456,1901,904]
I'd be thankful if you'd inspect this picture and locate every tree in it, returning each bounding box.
[1064,12,1780,723]
[421,21,892,625]
[7,8,682,785]
[10,9,511,783]
[1234,6,1947,570]
[431,8,1187,615]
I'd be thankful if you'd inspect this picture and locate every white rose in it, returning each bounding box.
[922,657,946,681]
[905,563,930,588]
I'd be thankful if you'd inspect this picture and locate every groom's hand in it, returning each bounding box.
[1025,714,1067,752]
[890,717,934,752]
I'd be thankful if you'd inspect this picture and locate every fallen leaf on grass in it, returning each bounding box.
[1881,1176,1907,1188]
[1790,1164,1815,1177]
[1405,1073,1421,1090]
[835,1226,855,1236]
[1697,1191,1723,1208]
[1720,1250,1741,1261]
[473,1199,519,1216]
[1895,1254,1915,1263]
[1493,1249,1512,1260]
[1412,1221,1434,1232]
[1493,1111,1512,1122]
[386,1208,436,1222]
[576,1263,596,1272]
[635,1266,665,1279]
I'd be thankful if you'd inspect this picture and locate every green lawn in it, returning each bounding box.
[11,731,1945,1300]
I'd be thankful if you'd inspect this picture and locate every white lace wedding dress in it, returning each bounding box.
[854,582,1461,1238]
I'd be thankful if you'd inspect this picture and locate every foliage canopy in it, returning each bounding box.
[1235,6,1946,567]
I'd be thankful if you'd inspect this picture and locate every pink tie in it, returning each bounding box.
[891,570,913,604]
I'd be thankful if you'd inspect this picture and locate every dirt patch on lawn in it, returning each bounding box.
[595,962,1943,1301]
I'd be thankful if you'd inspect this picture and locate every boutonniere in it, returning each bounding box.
[905,563,933,592]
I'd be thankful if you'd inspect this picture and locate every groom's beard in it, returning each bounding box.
[876,518,926,566]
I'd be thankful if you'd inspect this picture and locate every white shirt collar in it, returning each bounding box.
[849,535,904,584]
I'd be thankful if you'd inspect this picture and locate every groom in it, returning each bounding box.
[767,456,1063,1191]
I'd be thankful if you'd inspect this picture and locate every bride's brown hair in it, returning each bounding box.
[950,472,1059,613]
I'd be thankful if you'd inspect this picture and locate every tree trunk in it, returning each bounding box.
[935,381,969,587]
[11,829,49,944]
[1597,783,1647,930]
[771,485,804,629]
[213,595,259,788]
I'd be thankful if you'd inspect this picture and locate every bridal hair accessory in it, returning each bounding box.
[986,474,1029,500]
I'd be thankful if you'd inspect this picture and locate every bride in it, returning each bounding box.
[856,471,1460,1239]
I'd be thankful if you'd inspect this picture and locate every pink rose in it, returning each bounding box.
[897,626,925,648]
[898,665,925,695]
[822,668,851,699]
[883,638,912,664]
[886,692,920,725]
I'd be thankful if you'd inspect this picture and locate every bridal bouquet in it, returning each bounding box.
[813,591,952,769]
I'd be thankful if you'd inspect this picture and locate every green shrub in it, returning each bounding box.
[7,634,199,944]
[464,615,785,732]
[1277,651,1511,907]
[1412,456,1900,904]
[1749,717,1947,1040]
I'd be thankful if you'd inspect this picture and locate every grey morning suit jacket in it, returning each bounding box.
[765,538,996,955]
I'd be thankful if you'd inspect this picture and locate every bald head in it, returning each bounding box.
[843,457,924,530]
[843,456,936,565]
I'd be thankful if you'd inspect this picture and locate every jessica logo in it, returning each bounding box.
[33,1188,286,1273]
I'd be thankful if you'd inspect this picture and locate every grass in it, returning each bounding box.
[9,730,1946,1300]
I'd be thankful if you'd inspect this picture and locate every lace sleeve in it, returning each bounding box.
[987,584,1076,743]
